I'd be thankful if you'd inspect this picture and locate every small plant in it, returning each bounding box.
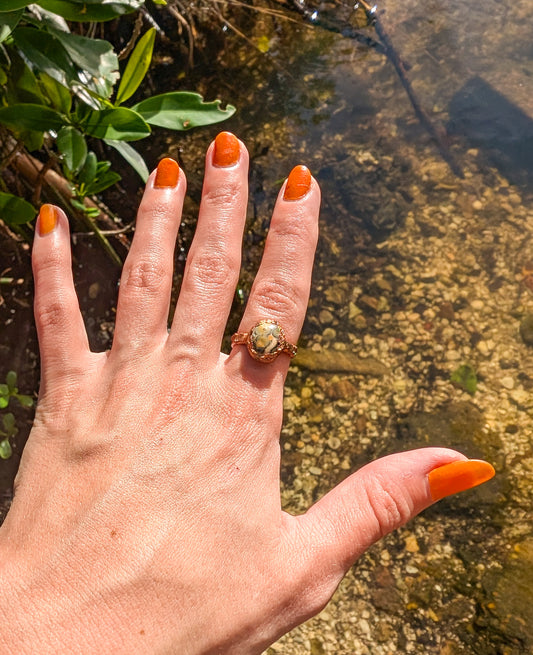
[450,364,477,396]
[0,1,236,252]
[0,370,33,459]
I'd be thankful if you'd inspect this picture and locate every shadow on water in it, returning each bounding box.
[449,76,533,188]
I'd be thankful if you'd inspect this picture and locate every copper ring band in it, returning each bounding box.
[231,319,297,363]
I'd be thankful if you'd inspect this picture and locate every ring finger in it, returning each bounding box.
[226,165,320,383]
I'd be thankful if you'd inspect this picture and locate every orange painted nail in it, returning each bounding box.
[38,204,57,236]
[428,459,495,501]
[154,158,180,188]
[213,132,240,167]
[283,165,311,201]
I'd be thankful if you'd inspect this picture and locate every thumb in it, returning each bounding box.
[291,448,494,589]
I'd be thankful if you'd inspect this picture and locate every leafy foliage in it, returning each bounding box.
[0,1,236,232]
[0,370,34,459]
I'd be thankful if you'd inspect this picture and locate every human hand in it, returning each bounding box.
[0,133,494,654]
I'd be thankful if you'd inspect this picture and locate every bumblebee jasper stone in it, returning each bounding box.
[250,321,282,357]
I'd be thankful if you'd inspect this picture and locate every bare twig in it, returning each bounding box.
[358,0,463,177]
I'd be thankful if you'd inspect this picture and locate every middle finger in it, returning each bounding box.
[168,132,249,366]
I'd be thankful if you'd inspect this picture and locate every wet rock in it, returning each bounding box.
[479,539,533,650]
[519,314,533,346]
[294,348,388,376]
[325,378,357,400]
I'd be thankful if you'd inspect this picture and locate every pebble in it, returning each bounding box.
[319,309,334,324]
[445,349,462,361]
[501,376,515,390]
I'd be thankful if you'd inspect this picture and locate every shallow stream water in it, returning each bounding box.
[2,1,533,653]
[173,2,533,652]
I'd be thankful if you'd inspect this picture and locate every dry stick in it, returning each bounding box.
[358,0,463,177]
[282,0,386,54]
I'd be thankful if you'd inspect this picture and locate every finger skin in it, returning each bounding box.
[32,205,91,390]
[168,137,249,365]
[226,173,320,380]
[112,163,186,354]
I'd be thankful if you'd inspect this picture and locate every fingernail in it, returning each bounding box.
[38,204,57,236]
[283,165,311,200]
[213,132,240,167]
[154,158,180,188]
[428,459,495,501]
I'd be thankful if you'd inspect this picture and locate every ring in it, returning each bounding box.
[231,319,298,363]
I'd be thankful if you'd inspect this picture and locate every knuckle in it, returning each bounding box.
[253,277,302,316]
[123,257,169,295]
[186,248,238,290]
[363,474,412,538]
[203,179,242,208]
[34,298,66,332]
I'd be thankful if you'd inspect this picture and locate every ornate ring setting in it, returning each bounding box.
[231,319,297,363]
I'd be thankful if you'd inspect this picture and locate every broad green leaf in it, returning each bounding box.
[16,394,33,408]
[48,28,119,99]
[0,103,65,133]
[131,92,236,130]
[116,27,155,105]
[0,10,23,43]
[4,48,45,105]
[0,192,37,225]
[57,126,87,173]
[82,107,150,141]
[13,27,77,89]
[105,139,149,182]
[5,371,16,390]
[77,151,97,185]
[39,72,72,113]
[0,1,30,10]
[37,0,144,22]
[0,398,8,410]
[0,384,9,396]
[0,439,12,460]
[450,364,477,395]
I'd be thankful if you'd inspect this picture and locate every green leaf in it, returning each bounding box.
[6,371,17,391]
[131,92,236,130]
[0,384,9,397]
[85,170,121,195]
[0,10,23,43]
[13,27,77,89]
[48,28,119,99]
[0,192,37,226]
[16,394,34,408]
[77,151,97,185]
[0,1,30,10]
[82,107,150,141]
[450,364,477,395]
[116,27,155,105]
[0,439,12,460]
[37,0,144,22]
[4,48,45,105]
[105,139,149,182]
[39,72,72,113]
[0,398,8,410]
[57,126,87,174]
[0,103,65,133]
[2,413,15,434]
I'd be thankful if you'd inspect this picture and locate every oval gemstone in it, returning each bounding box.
[250,321,281,355]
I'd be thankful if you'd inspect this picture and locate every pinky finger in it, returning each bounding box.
[32,205,92,389]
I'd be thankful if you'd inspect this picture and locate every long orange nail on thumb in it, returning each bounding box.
[428,459,495,501]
